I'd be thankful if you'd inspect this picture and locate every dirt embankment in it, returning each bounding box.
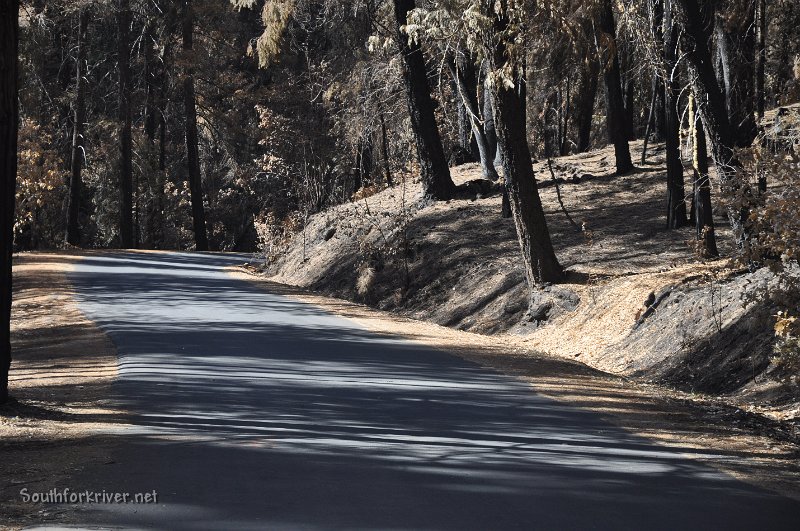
[0,253,118,529]
[259,140,799,431]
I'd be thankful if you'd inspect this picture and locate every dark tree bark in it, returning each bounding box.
[66,9,88,246]
[714,3,757,146]
[118,0,134,248]
[446,51,500,181]
[689,93,718,257]
[482,2,563,292]
[664,0,687,228]
[650,0,666,142]
[597,0,634,174]
[574,53,599,153]
[159,4,177,173]
[1,0,18,405]
[482,74,498,163]
[452,77,478,161]
[182,0,209,251]
[641,73,659,164]
[393,0,455,200]
[354,134,374,190]
[623,73,636,140]
[755,0,766,120]
[143,19,158,141]
[676,0,749,243]
[380,113,393,186]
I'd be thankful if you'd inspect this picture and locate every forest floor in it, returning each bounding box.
[257,140,800,440]
[0,253,119,529]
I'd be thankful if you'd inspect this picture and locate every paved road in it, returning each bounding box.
[55,252,798,530]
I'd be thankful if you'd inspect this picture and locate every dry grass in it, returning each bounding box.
[0,253,119,529]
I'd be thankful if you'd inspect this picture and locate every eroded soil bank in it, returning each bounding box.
[258,141,800,435]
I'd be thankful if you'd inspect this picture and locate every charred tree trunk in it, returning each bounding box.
[755,0,766,120]
[447,51,499,181]
[623,76,636,141]
[641,73,659,164]
[676,0,749,243]
[689,93,718,257]
[665,0,687,228]
[652,0,666,142]
[66,9,88,246]
[380,113,393,186]
[453,78,478,161]
[393,0,455,200]
[481,62,499,165]
[483,3,563,292]
[574,55,599,153]
[182,0,209,251]
[597,0,634,174]
[144,20,158,142]
[0,0,18,404]
[714,4,757,147]
[354,134,374,190]
[158,11,174,173]
[118,0,134,248]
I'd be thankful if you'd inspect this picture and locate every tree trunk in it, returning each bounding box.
[714,4,757,147]
[144,19,158,141]
[182,0,209,251]
[354,134,373,190]
[118,0,134,248]
[676,0,749,243]
[66,9,88,246]
[574,55,599,153]
[380,113,392,186]
[755,0,766,120]
[483,3,563,294]
[665,0,687,228]
[0,0,18,404]
[158,8,175,173]
[481,63,499,164]
[641,73,659,164]
[453,78,477,161]
[446,52,499,181]
[597,0,634,174]
[624,77,635,140]
[689,92,718,257]
[651,0,666,142]
[393,0,454,201]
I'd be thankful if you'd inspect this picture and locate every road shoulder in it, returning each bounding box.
[0,252,119,529]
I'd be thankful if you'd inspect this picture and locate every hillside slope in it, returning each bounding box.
[258,140,799,429]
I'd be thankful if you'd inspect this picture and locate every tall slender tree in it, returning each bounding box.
[182,0,209,250]
[118,0,134,248]
[597,0,634,174]
[1,0,18,405]
[574,53,599,153]
[665,0,687,228]
[393,0,455,200]
[446,49,499,181]
[477,0,563,296]
[676,0,749,242]
[65,9,89,246]
[689,92,718,257]
[755,0,767,120]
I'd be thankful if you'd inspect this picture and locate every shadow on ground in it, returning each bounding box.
[31,251,796,530]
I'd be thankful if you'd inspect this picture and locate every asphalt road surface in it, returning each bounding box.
[45,252,800,530]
